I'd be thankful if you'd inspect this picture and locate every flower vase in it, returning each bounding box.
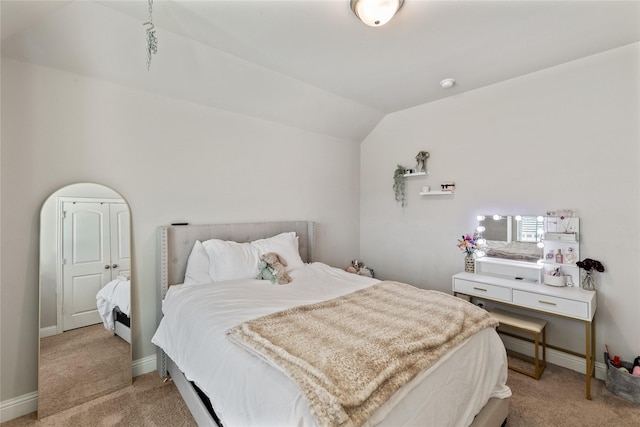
[581,270,596,291]
[464,254,475,273]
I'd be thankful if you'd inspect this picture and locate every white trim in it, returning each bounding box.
[0,356,156,423]
[132,355,156,377]
[501,334,606,380]
[39,325,58,338]
[0,392,38,423]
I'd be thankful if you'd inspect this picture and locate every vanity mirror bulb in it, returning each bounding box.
[477,215,485,221]
[476,226,486,233]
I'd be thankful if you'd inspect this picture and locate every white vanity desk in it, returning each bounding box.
[453,265,597,399]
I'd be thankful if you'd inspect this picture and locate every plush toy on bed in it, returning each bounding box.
[256,252,292,285]
[346,259,374,278]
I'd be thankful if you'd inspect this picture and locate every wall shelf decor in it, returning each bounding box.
[403,172,427,177]
[541,214,580,288]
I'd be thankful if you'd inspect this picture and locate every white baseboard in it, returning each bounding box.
[501,334,606,380]
[132,354,157,377]
[0,356,158,423]
[0,391,38,424]
[39,326,58,339]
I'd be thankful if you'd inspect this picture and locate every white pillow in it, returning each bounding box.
[183,240,213,287]
[251,232,305,271]
[203,239,260,282]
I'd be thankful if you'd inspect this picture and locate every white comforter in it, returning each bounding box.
[96,278,130,330]
[152,263,510,427]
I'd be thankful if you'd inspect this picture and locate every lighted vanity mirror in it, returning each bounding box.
[39,183,132,418]
[476,215,544,262]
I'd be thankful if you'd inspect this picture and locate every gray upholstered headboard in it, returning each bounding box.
[157,221,315,297]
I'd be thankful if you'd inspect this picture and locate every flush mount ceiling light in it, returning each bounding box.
[350,0,404,27]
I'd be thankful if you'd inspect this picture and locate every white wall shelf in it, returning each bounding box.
[403,172,427,177]
[541,217,580,287]
[419,191,454,196]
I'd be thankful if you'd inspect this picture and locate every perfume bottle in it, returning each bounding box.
[546,250,554,260]
[565,247,576,264]
[555,249,563,264]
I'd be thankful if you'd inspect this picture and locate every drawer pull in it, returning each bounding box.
[539,300,557,306]
[473,287,488,292]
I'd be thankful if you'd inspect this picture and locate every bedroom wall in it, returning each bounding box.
[0,59,362,403]
[360,44,639,370]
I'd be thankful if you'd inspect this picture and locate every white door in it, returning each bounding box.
[109,203,131,278]
[62,202,112,330]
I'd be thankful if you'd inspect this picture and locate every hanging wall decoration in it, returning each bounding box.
[393,165,407,207]
[144,0,158,70]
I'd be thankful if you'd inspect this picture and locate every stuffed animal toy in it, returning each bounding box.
[257,252,292,285]
[346,259,374,278]
[256,260,277,283]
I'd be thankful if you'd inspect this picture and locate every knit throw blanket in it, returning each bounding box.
[227,281,498,427]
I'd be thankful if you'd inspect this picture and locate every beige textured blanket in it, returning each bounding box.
[227,281,498,427]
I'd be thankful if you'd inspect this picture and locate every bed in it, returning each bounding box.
[152,222,511,427]
[96,275,131,343]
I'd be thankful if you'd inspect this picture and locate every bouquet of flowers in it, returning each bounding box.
[576,258,604,291]
[457,233,478,255]
[576,258,605,272]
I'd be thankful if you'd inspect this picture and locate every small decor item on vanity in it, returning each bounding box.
[457,233,479,273]
[415,151,429,173]
[464,254,475,273]
[576,258,605,291]
[565,247,576,264]
[544,267,566,287]
[393,165,407,207]
[555,249,564,264]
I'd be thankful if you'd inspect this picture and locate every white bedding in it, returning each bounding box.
[152,263,510,427]
[96,277,130,330]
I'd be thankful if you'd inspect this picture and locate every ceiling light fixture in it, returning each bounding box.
[350,0,404,27]
[440,78,456,89]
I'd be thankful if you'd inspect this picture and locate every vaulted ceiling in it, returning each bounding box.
[2,1,639,141]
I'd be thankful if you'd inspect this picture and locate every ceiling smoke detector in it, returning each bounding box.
[440,78,456,89]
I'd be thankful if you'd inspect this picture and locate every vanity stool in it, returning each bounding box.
[490,308,547,380]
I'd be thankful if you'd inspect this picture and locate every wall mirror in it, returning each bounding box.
[39,183,132,418]
[476,215,544,262]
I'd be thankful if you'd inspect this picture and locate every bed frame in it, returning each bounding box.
[155,221,508,427]
[113,308,131,344]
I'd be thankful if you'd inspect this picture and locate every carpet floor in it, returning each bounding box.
[3,362,639,426]
[38,324,131,419]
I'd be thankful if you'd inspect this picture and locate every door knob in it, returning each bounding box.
[112,264,118,269]
[104,265,111,269]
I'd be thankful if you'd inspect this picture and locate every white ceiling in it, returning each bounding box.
[2,0,639,141]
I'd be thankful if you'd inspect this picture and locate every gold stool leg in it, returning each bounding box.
[534,332,540,379]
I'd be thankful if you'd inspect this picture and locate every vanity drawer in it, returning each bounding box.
[513,290,589,319]
[453,278,511,302]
